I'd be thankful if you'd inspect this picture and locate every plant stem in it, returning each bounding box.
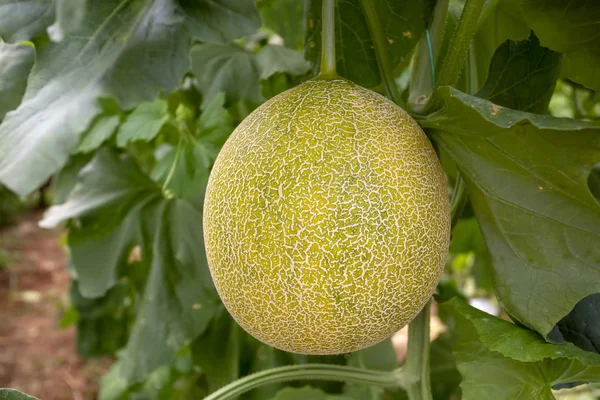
[360,0,403,106]
[435,0,485,89]
[404,300,432,400]
[450,173,467,228]
[408,0,449,113]
[319,0,337,77]
[204,364,415,400]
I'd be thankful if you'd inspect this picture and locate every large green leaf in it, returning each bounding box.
[0,0,191,197]
[421,87,600,338]
[41,149,219,384]
[442,299,600,399]
[0,40,34,120]
[0,0,54,42]
[304,0,434,88]
[180,0,261,43]
[522,0,600,91]
[548,294,600,354]
[0,389,38,400]
[476,33,562,113]
[256,45,311,80]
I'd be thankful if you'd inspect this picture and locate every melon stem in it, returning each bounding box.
[319,0,337,77]
[203,364,416,400]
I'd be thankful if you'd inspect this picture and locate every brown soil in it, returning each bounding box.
[0,211,111,400]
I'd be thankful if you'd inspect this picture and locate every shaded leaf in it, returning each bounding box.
[258,0,305,49]
[442,299,600,399]
[0,41,34,119]
[522,0,600,91]
[548,293,600,354]
[192,306,241,393]
[116,99,170,147]
[471,0,530,89]
[477,33,562,113]
[191,43,262,106]
[50,153,93,203]
[0,0,191,197]
[0,0,54,42]
[257,45,311,80]
[180,0,260,43]
[421,87,600,338]
[304,0,434,88]
[343,339,396,400]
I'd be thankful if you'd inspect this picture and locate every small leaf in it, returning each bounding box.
[442,298,600,399]
[50,153,93,203]
[522,0,600,91]
[0,41,35,119]
[191,43,263,106]
[476,33,562,113]
[116,99,170,147]
[0,389,39,400]
[180,0,261,43]
[257,45,311,80]
[76,114,121,153]
[422,87,600,338]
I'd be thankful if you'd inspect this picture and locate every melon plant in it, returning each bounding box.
[204,78,450,354]
[0,0,600,400]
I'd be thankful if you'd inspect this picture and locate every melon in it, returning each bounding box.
[203,78,450,355]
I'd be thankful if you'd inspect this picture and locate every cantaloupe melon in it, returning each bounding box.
[203,78,450,355]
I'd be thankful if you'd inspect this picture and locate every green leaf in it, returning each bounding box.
[192,306,241,393]
[548,294,600,354]
[270,386,353,400]
[42,149,219,384]
[259,0,305,49]
[0,0,191,197]
[449,218,492,292]
[0,0,54,42]
[0,389,39,400]
[191,43,262,106]
[50,153,92,204]
[421,87,600,338]
[256,45,311,80]
[522,0,600,91]
[180,0,260,43]
[0,41,34,120]
[442,298,600,399]
[116,99,170,147]
[304,0,434,88]
[120,199,219,384]
[75,114,121,153]
[476,33,562,113]
[471,0,530,89]
[41,149,159,297]
[47,0,88,42]
[429,333,461,400]
[152,93,234,199]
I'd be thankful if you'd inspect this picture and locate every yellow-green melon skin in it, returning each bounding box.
[203,79,450,355]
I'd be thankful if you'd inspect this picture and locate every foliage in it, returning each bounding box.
[0,0,599,399]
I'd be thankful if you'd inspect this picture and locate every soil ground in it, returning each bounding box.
[0,211,111,400]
